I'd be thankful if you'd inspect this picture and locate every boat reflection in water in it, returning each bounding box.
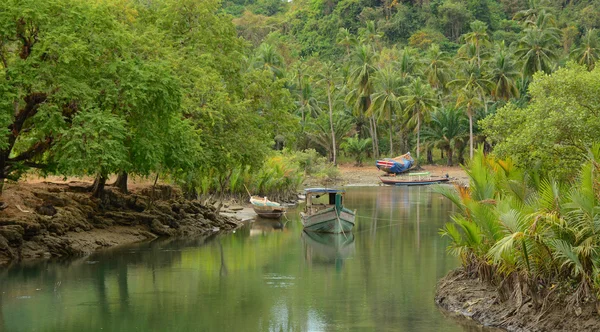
[301,231,355,270]
[249,218,286,236]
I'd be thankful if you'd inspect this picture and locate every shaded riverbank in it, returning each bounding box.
[0,182,240,265]
[436,269,600,332]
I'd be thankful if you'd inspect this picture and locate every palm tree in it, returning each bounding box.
[347,44,379,157]
[318,62,340,165]
[255,43,284,78]
[572,29,600,71]
[297,81,321,122]
[397,46,422,79]
[447,61,494,159]
[460,20,490,68]
[421,107,468,166]
[358,21,382,51]
[306,113,353,163]
[423,44,451,91]
[368,67,403,156]
[515,27,561,78]
[403,78,437,162]
[336,28,357,57]
[341,134,372,166]
[487,42,520,101]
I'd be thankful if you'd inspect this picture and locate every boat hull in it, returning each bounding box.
[379,177,449,186]
[252,205,285,219]
[302,207,355,233]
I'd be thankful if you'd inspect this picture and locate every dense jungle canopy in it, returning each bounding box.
[1,0,600,197]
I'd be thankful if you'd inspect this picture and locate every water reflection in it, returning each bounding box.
[302,231,355,269]
[0,186,495,332]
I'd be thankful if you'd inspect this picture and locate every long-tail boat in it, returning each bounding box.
[379,172,449,186]
[300,188,355,233]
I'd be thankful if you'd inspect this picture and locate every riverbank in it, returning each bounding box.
[312,163,469,187]
[0,181,241,265]
[436,269,600,332]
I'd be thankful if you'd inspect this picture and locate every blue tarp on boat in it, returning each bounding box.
[376,153,414,174]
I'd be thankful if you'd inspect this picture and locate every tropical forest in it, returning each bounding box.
[1,0,600,330]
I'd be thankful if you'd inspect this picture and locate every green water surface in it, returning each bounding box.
[0,186,474,331]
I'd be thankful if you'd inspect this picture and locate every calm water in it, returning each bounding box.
[0,186,472,331]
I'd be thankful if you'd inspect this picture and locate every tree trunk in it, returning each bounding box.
[92,174,107,199]
[447,148,453,166]
[416,115,421,162]
[469,110,474,160]
[389,113,393,156]
[427,148,433,164]
[372,115,379,158]
[441,149,444,159]
[368,116,376,157]
[327,83,337,165]
[113,171,128,194]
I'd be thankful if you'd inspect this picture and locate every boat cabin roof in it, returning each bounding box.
[304,188,345,194]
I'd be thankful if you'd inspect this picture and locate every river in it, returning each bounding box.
[0,186,475,331]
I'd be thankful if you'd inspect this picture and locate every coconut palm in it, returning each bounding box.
[487,42,520,101]
[460,20,491,68]
[515,27,561,78]
[318,62,341,165]
[423,44,451,91]
[421,107,468,166]
[397,46,422,79]
[403,78,437,162]
[572,29,600,71]
[254,43,284,78]
[296,81,321,122]
[336,28,357,57]
[347,44,379,157]
[447,61,494,159]
[368,67,403,156]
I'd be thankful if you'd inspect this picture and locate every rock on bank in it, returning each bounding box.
[0,182,241,265]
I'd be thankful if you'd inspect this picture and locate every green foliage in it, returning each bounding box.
[482,64,600,180]
[341,135,372,166]
[437,147,600,303]
[52,110,128,177]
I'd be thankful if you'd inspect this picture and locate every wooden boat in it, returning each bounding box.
[379,172,450,186]
[301,188,355,233]
[250,196,287,219]
[376,152,414,174]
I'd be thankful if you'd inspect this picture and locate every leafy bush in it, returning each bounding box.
[341,135,372,166]
[436,145,600,307]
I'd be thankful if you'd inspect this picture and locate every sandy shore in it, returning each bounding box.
[323,163,468,187]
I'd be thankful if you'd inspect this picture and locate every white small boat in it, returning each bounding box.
[250,196,287,219]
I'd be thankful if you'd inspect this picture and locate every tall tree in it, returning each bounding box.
[368,67,403,156]
[487,42,521,101]
[460,20,490,68]
[403,78,437,162]
[347,44,379,157]
[572,29,600,71]
[421,107,468,166]
[423,44,451,91]
[318,62,340,165]
[448,61,493,159]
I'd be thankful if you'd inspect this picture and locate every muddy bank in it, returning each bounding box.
[0,182,241,265]
[435,269,600,332]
